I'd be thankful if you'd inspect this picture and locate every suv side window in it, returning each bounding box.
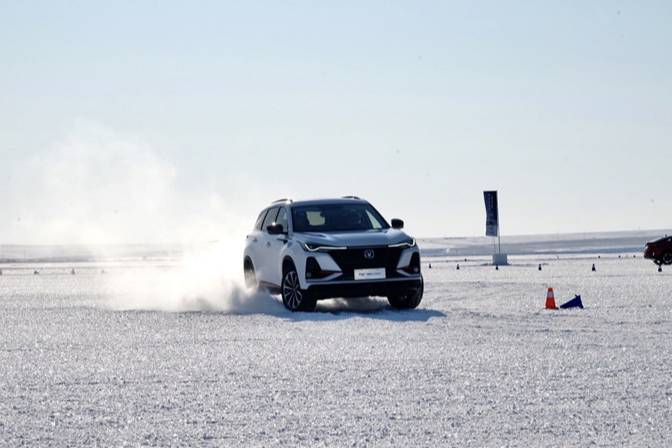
[254,209,268,231]
[276,207,288,233]
[261,207,279,232]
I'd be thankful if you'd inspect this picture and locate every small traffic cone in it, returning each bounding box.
[591,263,596,272]
[456,263,459,270]
[545,287,557,309]
[538,264,542,271]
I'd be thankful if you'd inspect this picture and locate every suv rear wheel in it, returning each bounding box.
[244,259,257,290]
[387,279,424,310]
[281,263,316,312]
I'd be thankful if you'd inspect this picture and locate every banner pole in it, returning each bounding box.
[497,202,501,254]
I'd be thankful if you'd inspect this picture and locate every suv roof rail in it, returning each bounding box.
[272,198,292,204]
[341,195,361,200]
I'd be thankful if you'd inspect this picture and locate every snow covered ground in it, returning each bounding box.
[1,248,671,446]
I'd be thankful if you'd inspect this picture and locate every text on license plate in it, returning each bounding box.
[354,268,386,280]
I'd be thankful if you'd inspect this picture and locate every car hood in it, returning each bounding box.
[646,236,668,245]
[294,229,412,247]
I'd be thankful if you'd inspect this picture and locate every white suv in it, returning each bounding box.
[243,197,423,311]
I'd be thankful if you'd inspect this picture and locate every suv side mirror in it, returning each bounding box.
[391,219,404,229]
[267,223,285,235]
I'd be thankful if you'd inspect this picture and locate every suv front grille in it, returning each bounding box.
[328,246,403,280]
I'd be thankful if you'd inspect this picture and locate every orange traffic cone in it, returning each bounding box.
[545,287,558,310]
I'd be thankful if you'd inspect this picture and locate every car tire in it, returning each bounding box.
[244,259,258,290]
[663,253,672,265]
[387,278,424,310]
[281,264,316,312]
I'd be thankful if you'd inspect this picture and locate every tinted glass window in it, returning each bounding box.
[305,211,325,226]
[261,207,279,232]
[276,207,288,232]
[292,203,389,232]
[254,209,268,231]
[366,210,383,229]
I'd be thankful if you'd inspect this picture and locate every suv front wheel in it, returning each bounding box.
[387,278,424,310]
[281,264,316,312]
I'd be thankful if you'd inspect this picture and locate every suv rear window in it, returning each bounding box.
[254,209,268,231]
[261,207,279,232]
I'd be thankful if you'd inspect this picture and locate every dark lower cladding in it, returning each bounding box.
[306,278,422,300]
[259,281,281,295]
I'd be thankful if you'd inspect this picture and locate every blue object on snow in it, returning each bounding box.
[560,295,584,309]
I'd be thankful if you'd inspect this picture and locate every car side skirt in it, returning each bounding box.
[258,281,282,295]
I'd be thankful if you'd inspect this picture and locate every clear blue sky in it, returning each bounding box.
[1,1,671,243]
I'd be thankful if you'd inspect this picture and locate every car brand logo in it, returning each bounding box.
[364,249,375,260]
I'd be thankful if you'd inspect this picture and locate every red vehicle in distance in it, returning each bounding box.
[644,235,672,266]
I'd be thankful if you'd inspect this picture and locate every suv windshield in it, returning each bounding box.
[292,203,389,232]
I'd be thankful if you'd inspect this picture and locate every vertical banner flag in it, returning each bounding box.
[483,190,499,237]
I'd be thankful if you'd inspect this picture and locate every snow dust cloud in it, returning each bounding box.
[105,241,285,314]
[6,120,287,313]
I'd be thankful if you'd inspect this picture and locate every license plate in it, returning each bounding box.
[354,268,386,280]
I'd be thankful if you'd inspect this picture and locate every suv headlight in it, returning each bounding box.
[299,241,348,252]
[389,238,416,249]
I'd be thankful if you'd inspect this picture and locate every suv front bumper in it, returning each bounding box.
[305,276,423,300]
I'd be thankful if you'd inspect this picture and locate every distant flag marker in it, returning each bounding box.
[484,190,508,266]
